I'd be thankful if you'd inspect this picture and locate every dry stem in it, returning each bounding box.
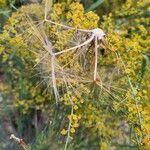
[10,134,28,150]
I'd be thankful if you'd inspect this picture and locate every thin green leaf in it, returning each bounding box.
[86,0,104,12]
[138,55,149,87]
[0,10,11,15]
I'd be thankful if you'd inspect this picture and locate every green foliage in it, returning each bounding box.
[0,0,17,31]
[85,0,104,11]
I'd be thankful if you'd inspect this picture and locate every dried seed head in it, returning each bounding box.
[92,28,106,40]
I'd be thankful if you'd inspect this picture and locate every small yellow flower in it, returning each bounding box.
[74,105,78,110]
[72,114,77,120]
[73,123,79,128]
[80,99,84,103]
[70,128,75,133]
[61,129,67,135]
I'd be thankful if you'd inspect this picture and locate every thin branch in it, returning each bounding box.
[61,72,74,150]
[45,19,91,33]
[116,52,143,135]
[55,35,94,56]
[64,105,73,150]
[94,36,98,81]
[44,0,52,20]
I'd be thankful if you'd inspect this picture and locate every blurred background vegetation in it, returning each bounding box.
[0,0,150,150]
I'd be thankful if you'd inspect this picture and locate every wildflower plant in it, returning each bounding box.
[0,0,149,149]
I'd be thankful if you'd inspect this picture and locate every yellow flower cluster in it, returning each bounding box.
[0,0,7,7]
[66,2,99,29]
[101,0,149,147]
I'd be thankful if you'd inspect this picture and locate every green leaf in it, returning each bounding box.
[0,10,11,15]
[86,0,104,12]
[138,55,149,87]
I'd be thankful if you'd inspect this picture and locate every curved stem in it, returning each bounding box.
[55,35,94,56]
[64,105,74,150]
[45,19,91,33]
